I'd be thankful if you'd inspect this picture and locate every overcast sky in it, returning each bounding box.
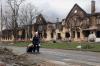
[28,0,100,22]
[1,0,100,22]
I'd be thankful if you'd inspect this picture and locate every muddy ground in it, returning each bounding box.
[0,47,43,66]
[0,43,100,66]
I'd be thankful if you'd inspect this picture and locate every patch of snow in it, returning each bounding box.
[95,38,100,42]
[76,45,82,49]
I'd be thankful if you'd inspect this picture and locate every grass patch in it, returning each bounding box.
[41,41,100,52]
[14,41,100,52]
[41,41,79,49]
[41,42,67,49]
[14,42,31,47]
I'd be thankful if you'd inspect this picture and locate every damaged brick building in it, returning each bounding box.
[1,1,100,42]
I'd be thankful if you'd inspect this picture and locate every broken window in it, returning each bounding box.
[96,31,100,38]
[51,33,54,38]
[65,32,70,38]
[57,33,61,40]
[77,32,80,38]
[39,33,42,38]
[74,10,77,13]
[44,32,47,38]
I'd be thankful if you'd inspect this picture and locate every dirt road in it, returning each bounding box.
[1,45,100,66]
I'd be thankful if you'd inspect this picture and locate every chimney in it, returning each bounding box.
[91,0,95,14]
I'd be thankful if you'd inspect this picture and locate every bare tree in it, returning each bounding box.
[0,3,3,36]
[1,0,40,41]
[18,3,40,40]
[7,0,25,42]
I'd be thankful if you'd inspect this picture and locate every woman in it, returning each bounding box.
[32,32,40,53]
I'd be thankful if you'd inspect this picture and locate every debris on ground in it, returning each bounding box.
[0,47,38,66]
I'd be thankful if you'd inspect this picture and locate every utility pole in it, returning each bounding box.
[56,18,59,22]
[0,3,2,41]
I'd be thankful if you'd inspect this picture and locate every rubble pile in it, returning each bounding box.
[0,47,37,66]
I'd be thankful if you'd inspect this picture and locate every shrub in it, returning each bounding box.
[82,44,94,49]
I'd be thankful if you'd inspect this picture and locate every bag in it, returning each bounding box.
[28,43,34,47]
[26,43,34,53]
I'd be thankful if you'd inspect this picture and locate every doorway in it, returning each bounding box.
[57,33,61,40]
[96,31,100,38]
